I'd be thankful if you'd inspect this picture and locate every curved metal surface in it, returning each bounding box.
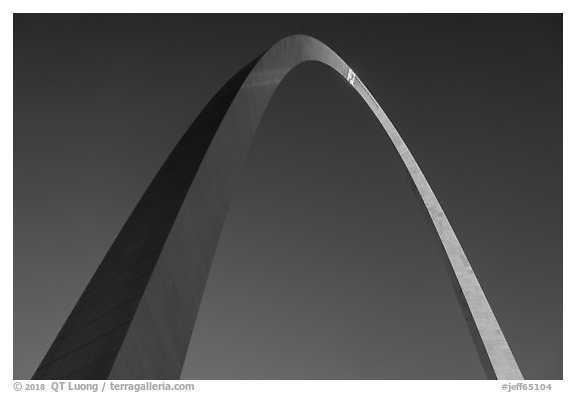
[33,35,523,380]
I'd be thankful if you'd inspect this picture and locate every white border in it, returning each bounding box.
[3,2,572,393]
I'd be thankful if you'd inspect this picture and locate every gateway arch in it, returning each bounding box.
[32,35,523,380]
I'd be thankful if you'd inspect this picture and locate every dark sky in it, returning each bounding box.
[13,14,562,379]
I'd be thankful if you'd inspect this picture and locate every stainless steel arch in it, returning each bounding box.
[33,35,523,380]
